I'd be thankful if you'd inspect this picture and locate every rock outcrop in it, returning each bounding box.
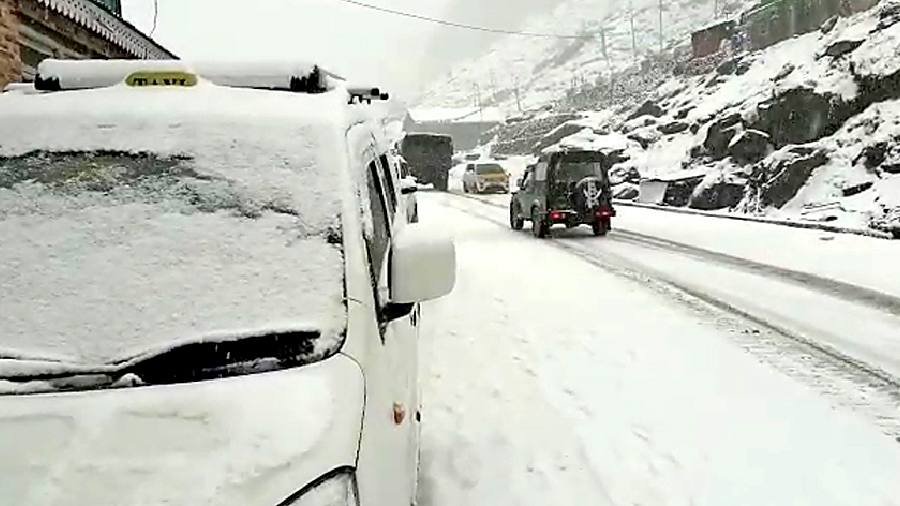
[728,129,773,164]
[703,113,743,159]
[627,100,664,120]
[750,147,830,208]
[690,180,747,210]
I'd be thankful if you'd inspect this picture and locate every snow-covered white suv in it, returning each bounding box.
[0,60,455,506]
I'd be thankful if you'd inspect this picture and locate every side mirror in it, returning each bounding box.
[389,224,456,304]
[400,177,418,195]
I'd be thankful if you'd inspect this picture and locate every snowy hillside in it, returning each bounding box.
[542,2,900,235]
[421,0,900,237]
[418,0,753,112]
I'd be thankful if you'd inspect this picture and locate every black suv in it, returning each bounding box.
[510,149,616,237]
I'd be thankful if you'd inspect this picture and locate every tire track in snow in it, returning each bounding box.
[610,230,900,317]
[436,193,900,441]
[415,238,623,505]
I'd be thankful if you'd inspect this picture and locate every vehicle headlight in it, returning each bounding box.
[282,469,359,506]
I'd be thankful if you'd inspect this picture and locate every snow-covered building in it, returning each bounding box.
[404,106,504,151]
[0,0,173,88]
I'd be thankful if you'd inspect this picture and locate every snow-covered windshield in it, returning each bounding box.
[0,87,349,375]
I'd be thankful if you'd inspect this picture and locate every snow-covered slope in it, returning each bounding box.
[551,2,900,234]
[418,0,753,112]
[435,1,899,237]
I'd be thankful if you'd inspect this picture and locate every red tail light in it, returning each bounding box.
[597,208,616,218]
[550,211,564,221]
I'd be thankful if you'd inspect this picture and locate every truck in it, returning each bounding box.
[400,133,453,191]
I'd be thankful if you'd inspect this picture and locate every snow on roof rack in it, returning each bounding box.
[2,83,45,95]
[34,60,345,93]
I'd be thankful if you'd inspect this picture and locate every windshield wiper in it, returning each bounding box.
[0,330,327,395]
[119,330,322,386]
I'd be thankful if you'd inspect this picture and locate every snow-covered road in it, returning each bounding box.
[416,193,900,506]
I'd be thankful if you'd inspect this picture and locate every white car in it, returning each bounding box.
[0,60,455,506]
[462,162,511,194]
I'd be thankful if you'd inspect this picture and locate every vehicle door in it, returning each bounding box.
[371,150,422,500]
[515,167,535,215]
[533,158,551,214]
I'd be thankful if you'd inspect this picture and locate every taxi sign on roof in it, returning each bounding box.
[125,71,197,88]
[34,59,343,93]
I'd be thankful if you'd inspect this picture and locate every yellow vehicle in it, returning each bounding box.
[462,162,510,194]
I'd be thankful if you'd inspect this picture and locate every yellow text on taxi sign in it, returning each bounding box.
[125,71,197,88]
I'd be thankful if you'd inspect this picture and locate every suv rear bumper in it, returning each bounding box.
[546,208,616,225]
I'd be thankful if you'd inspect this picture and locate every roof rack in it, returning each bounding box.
[348,85,390,104]
[2,83,45,95]
[33,60,345,93]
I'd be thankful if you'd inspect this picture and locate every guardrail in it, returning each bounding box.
[613,200,896,240]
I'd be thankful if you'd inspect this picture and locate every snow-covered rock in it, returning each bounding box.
[728,129,772,164]
[613,182,640,200]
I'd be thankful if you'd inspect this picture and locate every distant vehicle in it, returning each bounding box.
[464,153,481,161]
[0,59,456,506]
[398,157,420,223]
[510,149,616,237]
[401,133,453,191]
[462,162,510,194]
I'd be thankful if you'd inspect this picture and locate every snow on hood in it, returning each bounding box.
[0,354,364,506]
[0,86,350,364]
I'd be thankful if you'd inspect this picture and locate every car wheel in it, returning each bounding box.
[510,202,524,230]
[532,208,548,238]
[592,220,609,237]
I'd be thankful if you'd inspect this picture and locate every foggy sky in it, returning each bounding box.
[123,0,563,99]
[420,0,566,83]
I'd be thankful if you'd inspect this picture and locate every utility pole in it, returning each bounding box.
[658,0,664,55]
[513,75,523,113]
[488,69,499,105]
[608,72,615,102]
[599,27,609,66]
[474,83,483,122]
[475,83,484,144]
[629,1,637,61]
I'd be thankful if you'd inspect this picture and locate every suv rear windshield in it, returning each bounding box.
[558,162,607,182]
[476,164,505,175]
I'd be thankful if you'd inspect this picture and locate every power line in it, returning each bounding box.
[331,0,593,40]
